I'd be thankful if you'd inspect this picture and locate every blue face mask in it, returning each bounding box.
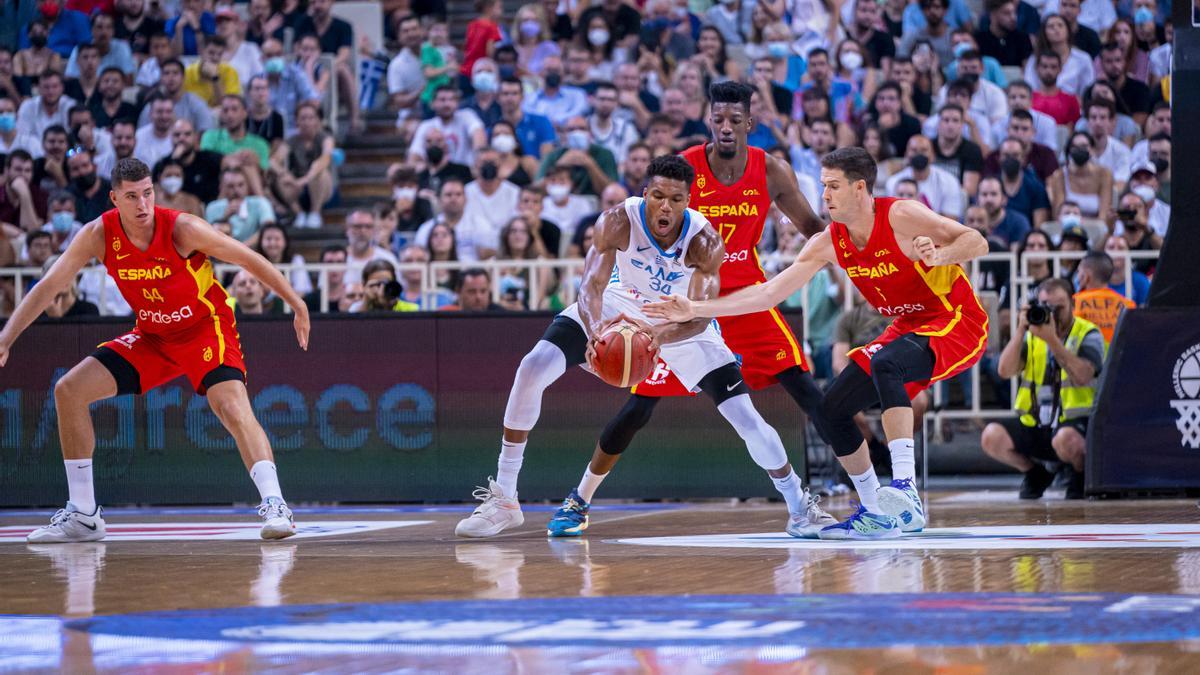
[265,57,285,75]
[0,112,15,133]
[472,71,498,93]
[51,211,74,233]
[953,41,971,58]
[767,41,791,59]
[498,64,516,79]
[1133,7,1154,25]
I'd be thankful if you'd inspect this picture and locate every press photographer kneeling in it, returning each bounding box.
[981,278,1105,500]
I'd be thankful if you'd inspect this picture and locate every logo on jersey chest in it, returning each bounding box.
[118,266,173,281]
[698,204,760,218]
[847,262,900,279]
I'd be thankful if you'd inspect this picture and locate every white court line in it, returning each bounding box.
[0,520,433,543]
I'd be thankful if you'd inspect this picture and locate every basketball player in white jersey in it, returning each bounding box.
[455,155,835,538]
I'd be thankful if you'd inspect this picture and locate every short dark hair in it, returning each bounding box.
[1085,98,1116,118]
[1148,131,1171,144]
[456,267,491,291]
[438,177,466,195]
[111,117,136,133]
[709,80,754,112]
[1100,41,1123,55]
[362,258,396,284]
[77,42,99,56]
[499,75,523,90]
[939,102,965,118]
[1010,108,1034,124]
[68,105,91,121]
[646,154,695,188]
[205,35,227,50]
[6,149,32,168]
[99,65,125,80]
[43,124,67,141]
[946,79,973,97]
[27,230,52,245]
[1038,276,1075,299]
[320,245,347,261]
[806,47,829,62]
[49,188,74,205]
[821,147,877,191]
[985,0,1014,13]
[1037,51,1062,65]
[1006,79,1032,94]
[958,49,982,62]
[434,84,460,98]
[111,157,151,187]
[160,58,184,73]
[647,113,675,130]
[593,82,617,96]
[152,157,183,181]
[1079,251,1114,284]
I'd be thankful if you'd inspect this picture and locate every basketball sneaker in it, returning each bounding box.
[546,489,590,537]
[455,478,525,538]
[786,490,838,539]
[876,478,926,532]
[817,503,901,540]
[258,497,296,540]
[26,503,107,543]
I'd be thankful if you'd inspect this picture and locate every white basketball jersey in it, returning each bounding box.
[609,197,710,303]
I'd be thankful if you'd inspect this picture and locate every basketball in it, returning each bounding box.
[591,323,657,388]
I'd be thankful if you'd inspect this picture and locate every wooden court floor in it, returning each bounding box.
[2,493,1200,673]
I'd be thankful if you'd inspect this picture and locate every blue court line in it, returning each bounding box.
[0,503,688,517]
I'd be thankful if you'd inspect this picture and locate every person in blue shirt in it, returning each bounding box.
[498,76,556,159]
[798,49,856,125]
[1104,234,1150,306]
[19,2,91,58]
[166,0,216,56]
[902,0,974,32]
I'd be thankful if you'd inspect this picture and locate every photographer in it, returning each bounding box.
[981,278,1105,500]
[352,259,418,313]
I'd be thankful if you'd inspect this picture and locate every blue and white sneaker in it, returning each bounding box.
[817,503,901,540]
[786,489,838,539]
[546,489,590,537]
[876,478,926,532]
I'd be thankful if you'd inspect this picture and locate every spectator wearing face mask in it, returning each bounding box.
[539,165,596,241]
[885,134,963,219]
[389,165,436,234]
[0,96,40,157]
[1120,161,1168,237]
[465,59,503,128]
[37,190,81,253]
[64,146,109,223]
[537,116,617,197]
[19,4,92,58]
[153,157,204,217]
[408,85,487,169]
[524,55,589,128]
[1048,131,1110,224]
[415,126,474,194]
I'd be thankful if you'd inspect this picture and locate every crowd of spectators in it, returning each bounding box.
[0,0,1174,338]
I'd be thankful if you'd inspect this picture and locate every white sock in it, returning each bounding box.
[250,460,283,502]
[889,438,916,482]
[771,469,805,517]
[64,460,96,513]
[576,467,607,503]
[850,467,881,512]
[497,439,526,497]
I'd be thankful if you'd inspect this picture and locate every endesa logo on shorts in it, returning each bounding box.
[138,305,195,325]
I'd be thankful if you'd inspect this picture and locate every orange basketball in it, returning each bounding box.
[591,323,657,388]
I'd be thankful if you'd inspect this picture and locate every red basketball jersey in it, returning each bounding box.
[829,197,985,331]
[102,206,234,337]
[682,144,773,290]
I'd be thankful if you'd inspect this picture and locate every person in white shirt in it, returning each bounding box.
[414,178,498,261]
[16,72,76,141]
[1022,15,1094,96]
[587,82,640,165]
[922,80,993,151]
[1129,103,1169,165]
[463,147,521,235]
[407,85,486,168]
[539,166,596,239]
[934,51,1007,128]
[991,80,1058,151]
[215,8,264,89]
[387,14,425,121]
[134,98,177,169]
[885,135,964,219]
[343,209,400,290]
[1084,98,1131,187]
[0,96,41,157]
[1124,162,1170,237]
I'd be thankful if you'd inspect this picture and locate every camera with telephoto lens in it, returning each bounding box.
[383,280,403,303]
[1026,299,1052,326]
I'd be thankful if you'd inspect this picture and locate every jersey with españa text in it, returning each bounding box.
[101,206,234,336]
[681,144,772,290]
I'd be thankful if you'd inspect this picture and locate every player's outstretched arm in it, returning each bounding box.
[645,229,836,322]
[577,205,627,341]
[890,199,988,267]
[174,214,311,351]
[765,153,825,238]
[0,221,104,367]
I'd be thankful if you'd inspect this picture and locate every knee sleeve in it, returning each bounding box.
[717,394,788,471]
[502,340,568,430]
[698,362,750,405]
[598,395,659,455]
[821,364,880,457]
[870,335,935,411]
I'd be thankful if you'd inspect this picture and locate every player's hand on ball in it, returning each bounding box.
[644,295,694,323]
[913,236,939,266]
[293,309,310,350]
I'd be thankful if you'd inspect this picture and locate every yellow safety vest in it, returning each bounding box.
[1015,317,1102,427]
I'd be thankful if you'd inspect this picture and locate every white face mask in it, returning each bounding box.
[393,187,417,201]
[161,176,184,195]
[839,51,864,71]
[588,29,610,46]
[491,133,517,154]
[1059,213,1081,229]
[1131,184,1156,204]
[547,183,571,200]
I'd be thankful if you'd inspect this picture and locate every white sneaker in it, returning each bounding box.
[258,497,296,540]
[455,478,524,538]
[307,211,323,228]
[786,489,839,539]
[876,478,926,532]
[26,503,106,543]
